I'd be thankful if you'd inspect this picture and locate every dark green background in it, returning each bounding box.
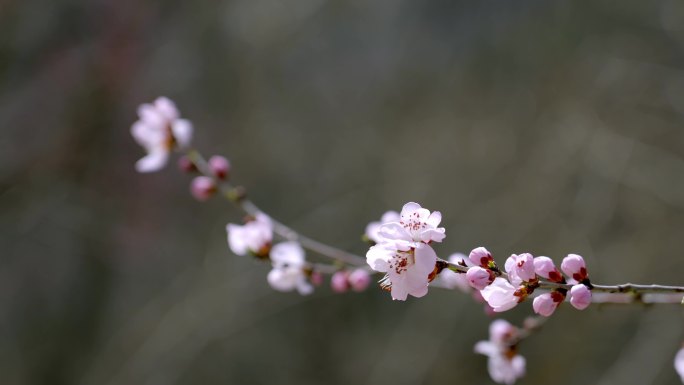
[2,1,684,384]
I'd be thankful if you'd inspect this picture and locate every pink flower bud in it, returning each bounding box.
[569,284,592,310]
[489,319,517,345]
[533,256,563,282]
[561,254,588,282]
[469,247,493,267]
[177,155,197,173]
[190,176,216,201]
[310,271,323,286]
[533,293,559,317]
[208,155,231,179]
[348,269,371,292]
[505,253,536,284]
[331,271,349,293]
[466,266,494,290]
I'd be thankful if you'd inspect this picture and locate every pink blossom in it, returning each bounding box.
[208,155,231,179]
[481,277,519,312]
[466,266,494,290]
[331,271,349,293]
[505,253,536,285]
[533,256,563,282]
[561,254,588,282]
[366,240,437,301]
[267,242,313,295]
[475,319,526,385]
[226,213,273,257]
[469,246,494,267]
[190,176,216,201]
[569,284,592,310]
[348,269,371,292]
[674,346,684,383]
[377,202,445,244]
[131,97,193,173]
[364,210,400,243]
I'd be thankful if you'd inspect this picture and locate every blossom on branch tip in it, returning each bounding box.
[475,319,526,385]
[267,242,313,295]
[569,284,592,310]
[131,97,193,173]
[561,254,588,282]
[533,256,563,282]
[481,277,519,312]
[505,253,536,285]
[366,240,437,301]
[226,213,273,258]
[364,211,400,244]
[377,202,445,244]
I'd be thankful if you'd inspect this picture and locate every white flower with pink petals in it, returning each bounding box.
[226,213,273,257]
[377,202,446,244]
[366,240,437,301]
[364,210,400,243]
[674,346,684,383]
[481,277,519,312]
[267,242,313,295]
[475,319,526,385]
[131,97,193,173]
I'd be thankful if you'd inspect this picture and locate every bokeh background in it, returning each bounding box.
[2,1,684,384]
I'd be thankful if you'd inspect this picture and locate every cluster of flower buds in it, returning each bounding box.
[330,269,372,293]
[462,248,594,317]
[365,202,446,301]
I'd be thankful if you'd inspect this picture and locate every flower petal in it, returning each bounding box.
[135,149,169,173]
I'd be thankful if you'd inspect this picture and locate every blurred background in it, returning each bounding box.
[2,0,684,384]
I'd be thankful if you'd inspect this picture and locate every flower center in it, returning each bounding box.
[388,250,415,275]
[400,212,427,233]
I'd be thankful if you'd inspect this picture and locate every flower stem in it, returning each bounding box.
[186,149,367,267]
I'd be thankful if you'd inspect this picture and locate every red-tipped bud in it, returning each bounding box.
[177,155,197,173]
[208,155,231,179]
[190,176,216,201]
[469,247,494,267]
[561,254,588,282]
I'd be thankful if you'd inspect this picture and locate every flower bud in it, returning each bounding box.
[533,256,563,282]
[310,271,323,286]
[469,247,493,267]
[177,155,197,173]
[348,269,371,292]
[466,266,494,290]
[561,254,588,282]
[533,293,559,317]
[208,155,231,179]
[190,176,216,201]
[489,319,517,345]
[569,284,592,310]
[331,271,349,293]
[505,253,536,284]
